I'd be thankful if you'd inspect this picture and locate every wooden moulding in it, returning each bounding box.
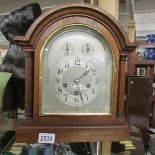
[16,120,130,143]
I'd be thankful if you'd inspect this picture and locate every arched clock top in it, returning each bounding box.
[14,4,137,52]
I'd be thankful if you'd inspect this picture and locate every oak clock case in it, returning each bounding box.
[40,25,113,115]
[14,4,137,143]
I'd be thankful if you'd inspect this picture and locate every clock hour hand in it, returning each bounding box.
[77,84,84,104]
[74,78,84,104]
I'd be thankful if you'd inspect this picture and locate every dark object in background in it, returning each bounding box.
[148,134,155,154]
[111,142,125,153]
[126,76,152,150]
[20,143,76,155]
[0,3,42,112]
[69,142,90,155]
[20,145,30,155]
[0,131,15,151]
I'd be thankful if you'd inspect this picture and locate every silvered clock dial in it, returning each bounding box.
[53,56,100,106]
[40,25,113,115]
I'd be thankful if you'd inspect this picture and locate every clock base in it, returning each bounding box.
[16,120,130,143]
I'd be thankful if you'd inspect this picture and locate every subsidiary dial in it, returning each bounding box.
[62,42,73,56]
[81,43,94,56]
[53,56,100,106]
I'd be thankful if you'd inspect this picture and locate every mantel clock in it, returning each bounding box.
[15,4,137,143]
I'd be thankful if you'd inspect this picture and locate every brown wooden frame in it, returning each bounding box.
[36,18,118,123]
[15,4,137,143]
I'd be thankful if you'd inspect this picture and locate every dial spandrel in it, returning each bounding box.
[40,25,113,115]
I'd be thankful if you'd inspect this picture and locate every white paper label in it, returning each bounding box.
[38,133,55,144]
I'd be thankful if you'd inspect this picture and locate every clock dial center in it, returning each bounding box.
[62,65,92,95]
[74,79,79,84]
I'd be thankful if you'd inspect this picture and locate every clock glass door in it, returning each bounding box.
[40,25,114,115]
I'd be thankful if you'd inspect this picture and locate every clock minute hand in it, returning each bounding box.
[76,68,92,82]
[74,68,92,104]
[73,79,84,104]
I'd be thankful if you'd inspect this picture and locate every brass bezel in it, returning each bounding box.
[39,24,116,116]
